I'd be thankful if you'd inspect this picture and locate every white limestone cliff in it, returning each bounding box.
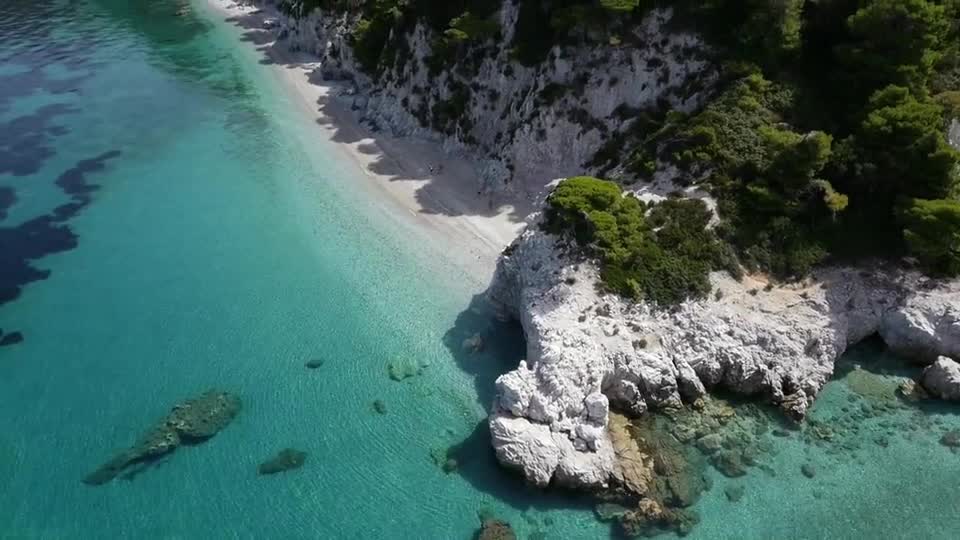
[268,1,712,197]
[485,202,960,489]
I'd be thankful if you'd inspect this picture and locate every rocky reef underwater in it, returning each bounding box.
[84,390,241,486]
[583,338,960,538]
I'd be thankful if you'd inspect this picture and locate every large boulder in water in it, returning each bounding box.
[84,390,241,485]
[921,356,960,401]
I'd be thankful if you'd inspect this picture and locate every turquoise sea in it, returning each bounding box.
[0,1,958,539]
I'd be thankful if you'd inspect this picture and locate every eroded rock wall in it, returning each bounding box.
[270,1,712,197]
[486,210,960,489]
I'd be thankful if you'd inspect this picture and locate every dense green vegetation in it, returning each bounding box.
[286,0,960,302]
[545,177,734,303]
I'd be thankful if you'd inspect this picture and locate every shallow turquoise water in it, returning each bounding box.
[1,1,958,539]
[687,342,960,540]
[0,1,597,538]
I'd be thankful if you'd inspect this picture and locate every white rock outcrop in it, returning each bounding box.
[922,356,960,400]
[486,206,960,489]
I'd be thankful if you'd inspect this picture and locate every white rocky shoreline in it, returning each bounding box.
[486,202,960,490]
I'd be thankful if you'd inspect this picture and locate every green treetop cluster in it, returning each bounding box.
[544,176,737,304]
[599,0,960,284]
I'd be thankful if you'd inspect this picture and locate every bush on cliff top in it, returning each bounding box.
[545,176,723,304]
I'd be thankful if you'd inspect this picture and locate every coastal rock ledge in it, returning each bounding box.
[486,213,960,490]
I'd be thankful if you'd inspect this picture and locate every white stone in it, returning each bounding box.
[922,356,960,401]
[486,205,960,491]
[584,393,609,424]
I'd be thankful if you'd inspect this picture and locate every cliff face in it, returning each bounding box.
[271,1,712,197]
[486,207,960,489]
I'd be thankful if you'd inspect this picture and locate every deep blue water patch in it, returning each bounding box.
[0,103,78,176]
[0,186,14,220]
[0,151,121,306]
[0,330,24,347]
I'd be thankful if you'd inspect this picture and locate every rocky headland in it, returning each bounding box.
[484,200,960,499]
[84,390,241,485]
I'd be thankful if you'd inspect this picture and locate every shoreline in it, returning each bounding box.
[198,0,529,287]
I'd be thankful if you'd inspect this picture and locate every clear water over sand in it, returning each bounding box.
[0,1,957,539]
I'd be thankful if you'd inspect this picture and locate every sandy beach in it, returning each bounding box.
[200,0,530,286]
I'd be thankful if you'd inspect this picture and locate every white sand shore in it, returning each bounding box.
[200,0,530,286]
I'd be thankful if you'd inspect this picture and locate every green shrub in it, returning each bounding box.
[900,198,960,276]
[545,177,727,305]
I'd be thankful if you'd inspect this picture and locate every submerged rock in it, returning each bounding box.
[373,400,387,414]
[846,366,903,405]
[711,451,747,478]
[695,434,722,455]
[0,331,23,347]
[462,333,484,353]
[476,519,516,540]
[921,357,960,401]
[620,498,699,538]
[258,448,308,475]
[724,485,745,503]
[897,379,930,402]
[801,464,817,479]
[594,502,631,522]
[84,390,240,485]
[388,360,427,381]
[940,430,960,448]
[608,412,652,496]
